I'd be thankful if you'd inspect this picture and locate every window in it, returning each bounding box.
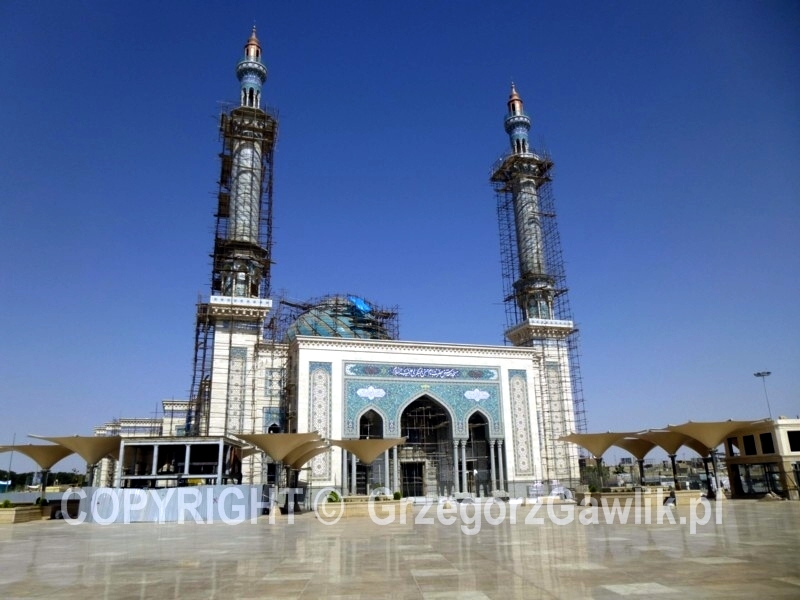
[787,430,800,452]
[727,436,740,456]
[743,434,757,456]
[760,432,775,454]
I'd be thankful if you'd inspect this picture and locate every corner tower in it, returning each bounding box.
[491,84,586,485]
[186,28,279,436]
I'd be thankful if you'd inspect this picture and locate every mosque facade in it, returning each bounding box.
[96,28,584,497]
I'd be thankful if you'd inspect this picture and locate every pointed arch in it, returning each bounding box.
[358,408,385,439]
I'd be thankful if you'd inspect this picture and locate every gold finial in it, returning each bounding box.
[509,82,520,101]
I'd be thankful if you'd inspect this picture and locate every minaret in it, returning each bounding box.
[493,84,563,338]
[491,84,585,485]
[186,28,279,436]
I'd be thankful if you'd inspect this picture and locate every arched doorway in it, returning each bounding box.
[356,410,385,494]
[466,412,491,497]
[400,397,454,498]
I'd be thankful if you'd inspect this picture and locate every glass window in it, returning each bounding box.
[760,432,775,454]
[743,434,758,456]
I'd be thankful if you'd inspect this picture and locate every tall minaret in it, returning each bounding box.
[187,28,279,436]
[491,84,585,485]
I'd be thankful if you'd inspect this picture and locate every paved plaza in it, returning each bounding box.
[1,500,799,599]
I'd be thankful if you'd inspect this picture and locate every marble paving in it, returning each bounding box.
[1,501,799,598]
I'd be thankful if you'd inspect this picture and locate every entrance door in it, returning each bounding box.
[402,462,423,498]
[466,460,477,494]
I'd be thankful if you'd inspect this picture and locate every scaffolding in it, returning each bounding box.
[491,147,588,487]
[185,103,279,437]
[399,398,455,498]
[279,294,400,342]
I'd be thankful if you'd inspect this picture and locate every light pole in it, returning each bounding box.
[754,371,773,420]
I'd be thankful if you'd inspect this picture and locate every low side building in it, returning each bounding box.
[724,418,800,500]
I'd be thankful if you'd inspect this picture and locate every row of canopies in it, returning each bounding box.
[559,419,769,491]
[559,419,768,460]
[236,433,405,469]
[0,433,405,483]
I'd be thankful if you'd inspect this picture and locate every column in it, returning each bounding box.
[453,440,460,494]
[115,441,126,487]
[393,446,399,492]
[350,453,357,495]
[152,444,159,476]
[460,441,467,494]
[498,440,505,491]
[489,439,497,493]
[384,450,390,491]
[184,444,191,475]
[342,449,348,495]
[216,441,224,485]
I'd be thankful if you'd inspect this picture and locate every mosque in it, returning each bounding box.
[94,27,587,499]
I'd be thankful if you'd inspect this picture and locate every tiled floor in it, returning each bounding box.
[1,500,799,598]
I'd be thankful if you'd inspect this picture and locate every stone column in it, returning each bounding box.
[393,446,399,492]
[384,450,390,491]
[460,441,468,493]
[453,440,460,494]
[342,449,348,495]
[498,440,505,491]
[489,439,497,492]
[216,440,225,485]
[115,441,126,487]
[351,453,357,495]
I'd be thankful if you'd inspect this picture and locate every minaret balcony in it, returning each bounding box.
[207,295,272,320]
[505,318,574,345]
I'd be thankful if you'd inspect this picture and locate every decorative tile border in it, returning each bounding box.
[509,369,533,476]
[345,362,498,380]
[227,347,247,434]
[309,362,332,479]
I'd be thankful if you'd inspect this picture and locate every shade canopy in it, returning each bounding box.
[283,440,330,467]
[235,432,322,462]
[613,437,657,461]
[330,438,406,464]
[29,435,121,464]
[287,446,331,470]
[559,432,633,458]
[0,444,74,470]
[636,430,694,456]
[666,420,763,452]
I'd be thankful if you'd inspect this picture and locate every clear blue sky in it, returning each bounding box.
[1,1,798,472]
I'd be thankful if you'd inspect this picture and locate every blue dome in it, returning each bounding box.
[285,295,392,341]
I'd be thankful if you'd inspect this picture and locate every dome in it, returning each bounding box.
[285,295,392,342]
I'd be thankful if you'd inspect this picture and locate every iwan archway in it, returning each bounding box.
[399,396,455,498]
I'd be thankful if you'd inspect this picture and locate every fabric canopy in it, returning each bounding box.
[636,430,694,456]
[330,438,405,464]
[235,432,322,462]
[0,444,74,470]
[283,440,330,467]
[287,446,331,470]
[666,420,763,452]
[559,432,634,458]
[613,437,657,461]
[29,435,121,464]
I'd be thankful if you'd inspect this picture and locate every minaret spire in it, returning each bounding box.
[504,83,531,155]
[237,25,267,108]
